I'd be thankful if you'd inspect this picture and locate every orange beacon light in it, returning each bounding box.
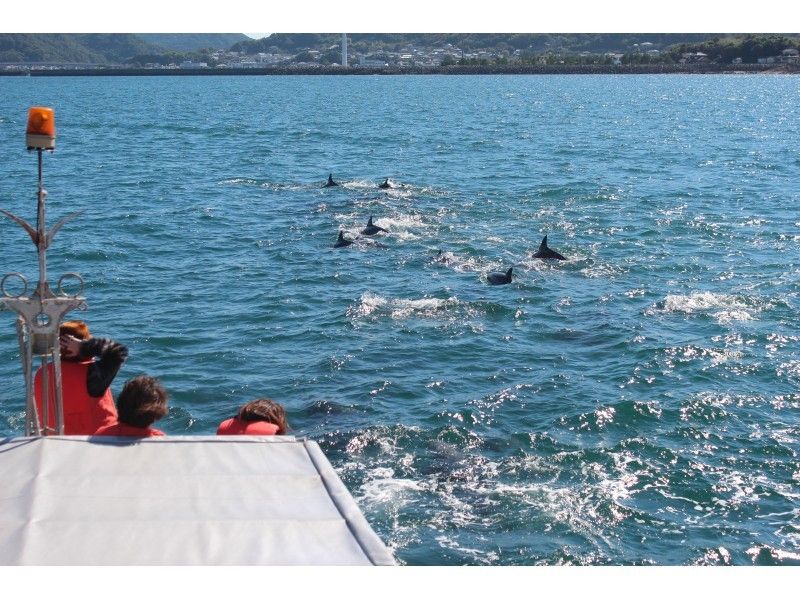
[26,107,56,150]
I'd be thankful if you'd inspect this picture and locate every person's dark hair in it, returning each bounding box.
[237,398,289,434]
[117,375,169,428]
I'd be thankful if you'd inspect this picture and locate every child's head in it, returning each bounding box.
[117,375,169,428]
[59,320,91,361]
[237,398,289,434]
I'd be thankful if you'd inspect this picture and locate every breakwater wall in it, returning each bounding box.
[2,63,797,77]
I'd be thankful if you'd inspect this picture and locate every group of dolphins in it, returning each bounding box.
[483,236,566,285]
[324,173,567,285]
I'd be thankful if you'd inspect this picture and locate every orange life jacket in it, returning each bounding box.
[34,359,118,435]
[94,422,165,437]
[216,417,280,436]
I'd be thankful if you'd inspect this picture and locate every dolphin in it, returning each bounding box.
[361,215,388,236]
[333,230,353,248]
[324,173,339,187]
[533,235,566,260]
[378,178,392,189]
[487,267,513,285]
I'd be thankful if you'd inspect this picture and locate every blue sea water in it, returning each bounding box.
[0,74,799,565]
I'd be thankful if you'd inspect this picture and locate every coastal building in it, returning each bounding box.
[680,52,708,64]
[229,61,259,68]
[781,48,799,63]
[358,56,388,68]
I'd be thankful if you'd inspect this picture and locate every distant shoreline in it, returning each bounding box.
[2,64,799,77]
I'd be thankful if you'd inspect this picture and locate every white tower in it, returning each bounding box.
[341,33,348,67]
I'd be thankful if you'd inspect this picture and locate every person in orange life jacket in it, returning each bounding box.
[95,375,168,437]
[34,320,128,435]
[216,398,290,436]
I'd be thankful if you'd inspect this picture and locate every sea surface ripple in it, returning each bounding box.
[1,74,799,565]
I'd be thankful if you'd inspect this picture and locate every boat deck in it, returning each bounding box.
[0,435,394,565]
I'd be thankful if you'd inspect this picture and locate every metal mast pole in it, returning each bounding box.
[1,107,86,436]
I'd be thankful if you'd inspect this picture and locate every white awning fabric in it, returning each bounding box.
[0,435,395,565]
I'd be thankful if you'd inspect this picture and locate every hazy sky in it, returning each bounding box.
[3,1,794,36]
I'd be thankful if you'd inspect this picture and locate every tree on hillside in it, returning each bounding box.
[293,51,316,63]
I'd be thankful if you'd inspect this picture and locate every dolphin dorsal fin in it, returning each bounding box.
[338,231,344,240]
[539,235,548,251]
[506,267,513,278]
[368,215,373,225]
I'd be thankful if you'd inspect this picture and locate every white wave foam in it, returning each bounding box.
[348,292,387,317]
[434,251,483,273]
[658,292,749,313]
[746,545,800,564]
[339,179,377,189]
[218,178,257,185]
[648,292,763,323]
[347,292,464,320]
[360,470,425,505]
[374,214,431,234]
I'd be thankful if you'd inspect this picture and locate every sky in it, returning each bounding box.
[1,1,797,34]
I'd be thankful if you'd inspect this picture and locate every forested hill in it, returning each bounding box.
[136,34,249,52]
[0,33,247,63]
[0,34,157,63]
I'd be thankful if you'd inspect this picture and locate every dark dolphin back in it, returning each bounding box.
[534,235,566,260]
[334,230,352,247]
[487,267,512,285]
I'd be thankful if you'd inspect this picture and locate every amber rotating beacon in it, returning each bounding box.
[26,107,56,150]
[1,107,87,435]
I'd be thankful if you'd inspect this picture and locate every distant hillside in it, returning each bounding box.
[75,34,161,63]
[0,34,107,63]
[0,33,161,64]
[136,33,249,52]
[3,33,799,67]
[230,33,724,55]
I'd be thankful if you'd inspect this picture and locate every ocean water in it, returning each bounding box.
[0,74,799,565]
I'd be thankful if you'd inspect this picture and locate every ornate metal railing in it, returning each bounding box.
[1,107,86,435]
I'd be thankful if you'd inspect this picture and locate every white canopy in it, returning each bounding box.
[0,435,394,565]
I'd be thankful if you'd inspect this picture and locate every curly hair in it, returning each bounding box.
[117,375,169,428]
[237,398,289,434]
